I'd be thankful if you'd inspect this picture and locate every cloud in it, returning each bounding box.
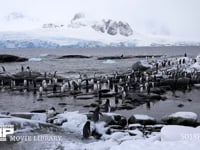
[0,0,199,40]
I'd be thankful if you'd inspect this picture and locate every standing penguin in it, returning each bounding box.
[92,107,102,122]
[104,99,111,112]
[1,66,6,72]
[82,121,91,139]
[47,107,57,123]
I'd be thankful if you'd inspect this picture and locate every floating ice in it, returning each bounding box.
[29,57,42,61]
[103,60,116,64]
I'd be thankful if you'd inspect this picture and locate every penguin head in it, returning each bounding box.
[50,107,56,112]
[86,120,90,126]
[64,108,67,112]
[106,99,110,104]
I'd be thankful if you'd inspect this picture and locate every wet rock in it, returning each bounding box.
[0,54,28,63]
[162,112,198,126]
[121,104,134,110]
[13,71,42,79]
[58,55,91,59]
[97,56,133,60]
[128,114,156,125]
[90,103,99,107]
[76,94,95,99]
[177,104,184,108]
[31,110,46,113]
[58,103,67,106]
[151,88,166,95]
[128,123,142,130]
[100,113,127,128]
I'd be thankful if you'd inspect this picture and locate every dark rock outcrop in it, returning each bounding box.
[132,61,151,71]
[58,55,91,59]
[0,54,28,63]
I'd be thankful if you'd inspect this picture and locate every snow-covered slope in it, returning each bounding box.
[0,12,199,48]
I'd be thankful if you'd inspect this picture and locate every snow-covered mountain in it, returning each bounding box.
[0,12,199,48]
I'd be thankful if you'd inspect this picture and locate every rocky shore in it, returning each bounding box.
[0,53,200,149]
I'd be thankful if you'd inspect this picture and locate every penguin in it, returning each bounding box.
[53,77,58,84]
[53,84,57,93]
[93,81,98,91]
[21,65,24,72]
[122,88,126,103]
[92,107,102,122]
[140,84,144,93]
[82,121,91,139]
[63,108,68,113]
[1,66,6,72]
[114,95,119,107]
[26,66,30,72]
[53,71,57,77]
[47,107,57,123]
[104,99,111,112]
[42,80,47,90]
[60,85,65,93]
[23,79,27,87]
[38,85,43,100]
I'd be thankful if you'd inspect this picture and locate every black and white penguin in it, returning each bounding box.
[82,121,91,139]
[47,107,57,123]
[1,66,6,72]
[92,107,102,122]
[26,66,30,72]
[104,99,111,112]
[21,65,24,72]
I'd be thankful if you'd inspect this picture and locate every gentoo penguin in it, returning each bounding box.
[92,107,102,122]
[53,71,57,77]
[42,80,47,90]
[21,65,24,72]
[1,66,6,72]
[23,79,27,87]
[63,108,68,113]
[26,66,30,72]
[140,84,144,93]
[82,121,91,139]
[122,88,126,103]
[38,85,43,100]
[60,84,65,93]
[104,99,111,112]
[47,107,57,123]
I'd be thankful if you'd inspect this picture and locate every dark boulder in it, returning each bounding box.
[100,113,127,128]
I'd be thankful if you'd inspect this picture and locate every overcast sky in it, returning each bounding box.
[0,0,199,41]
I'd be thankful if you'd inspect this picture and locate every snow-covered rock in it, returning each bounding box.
[10,112,47,122]
[0,115,59,133]
[132,61,152,71]
[162,112,198,126]
[161,125,200,141]
[59,111,87,134]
